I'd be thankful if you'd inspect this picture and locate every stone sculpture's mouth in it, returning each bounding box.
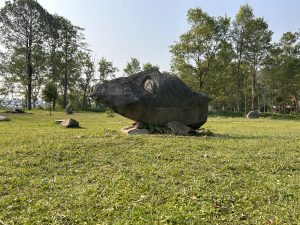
[88,77,140,112]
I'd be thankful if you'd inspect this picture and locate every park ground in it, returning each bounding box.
[0,110,300,224]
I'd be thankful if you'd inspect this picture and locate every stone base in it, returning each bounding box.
[121,126,150,135]
[121,121,212,136]
[166,121,196,136]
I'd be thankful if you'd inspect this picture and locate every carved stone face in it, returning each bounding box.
[88,77,140,118]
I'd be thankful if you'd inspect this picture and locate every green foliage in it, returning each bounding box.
[42,81,58,115]
[170,8,230,91]
[170,4,299,114]
[244,17,272,110]
[124,57,141,76]
[208,111,244,117]
[105,108,115,117]
[260,112,300,120]
[1,111,300,223]
[1,1,300,114]
[0,0,87,111]
[56,16,85,108]
[0,0,50,109]
[42,82,58,103]
[98,57,118,83]
[77,52,95,110]
[142,63,159,71]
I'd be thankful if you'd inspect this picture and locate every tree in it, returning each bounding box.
[44,14,63,110]
[124,57,141,76]
[0,51,17,103]
[170,8,230,91]
[273,32,300,111]
[143,63,159,71]
[244,17,272,110]
[260,44,283,110]
[0,0,50,110]
[98,57,118,83]
[205,43,236,111]
[77,51,95,110]
[231,4,254,111]
[31,45,48,107]
[42,81,57,115]
[56,16,85,108]
[4,48,28,102]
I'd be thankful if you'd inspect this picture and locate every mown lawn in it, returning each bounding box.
[0,110,300,224]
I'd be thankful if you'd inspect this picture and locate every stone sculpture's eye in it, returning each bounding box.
[143,78,155,94]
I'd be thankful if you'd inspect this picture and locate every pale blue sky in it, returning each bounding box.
[1,0,300,75]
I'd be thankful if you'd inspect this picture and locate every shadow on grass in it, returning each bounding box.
[213,133,280,140]
[116,132,272,140]
[60,126,86,129]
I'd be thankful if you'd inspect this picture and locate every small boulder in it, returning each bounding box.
[0,115,9,121]
[121,126,149,135]
[5,108,25,113]
[166,121,196,136]
[14,108,25,113]
[246,110,260,119]
[55,120,64,124]
[133,121,146,129]
[65,104,73,114]
[60,118,79,128]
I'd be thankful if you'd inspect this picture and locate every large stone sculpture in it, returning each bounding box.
[89,68,209,132]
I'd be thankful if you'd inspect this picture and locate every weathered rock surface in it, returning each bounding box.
[166,121,197,136]
[89,68,209,129]
[5,108,25,113]
[60,118,79,128]
[246,110,260,119]
[133,121,146,129]
[0,116,8,121]
[55,120,64,124]
[65,104,73,114]
[121,126,150,135]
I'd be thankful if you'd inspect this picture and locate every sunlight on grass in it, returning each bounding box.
[1,110,300,224]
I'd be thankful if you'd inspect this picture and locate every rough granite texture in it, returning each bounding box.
[89,69,209,129]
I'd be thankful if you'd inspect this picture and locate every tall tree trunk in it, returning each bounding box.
[236,59,241,112]
[271,70,274,110]
[51,59,57,110]
[251,56,258,110]
[244,74,247,116]
[27,66,32,110]
[63,48,68,108]
[63,71,68,108]
[82,93,86,110]
[236,41,243,112]
[52,99,56,111]
[251,70,258,110]
[26,41,33,110]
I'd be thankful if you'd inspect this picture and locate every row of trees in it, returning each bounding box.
[0,0,159,111]
[0,0,88,110]
[170,4,300,113]
[1,2,299,113]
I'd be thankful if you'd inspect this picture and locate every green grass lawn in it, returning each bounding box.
[1,110,300,224]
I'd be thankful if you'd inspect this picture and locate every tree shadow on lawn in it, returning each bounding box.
[214,133,280,140]
[135,133,271,140]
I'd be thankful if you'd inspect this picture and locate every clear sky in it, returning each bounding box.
[1,0,300,76]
